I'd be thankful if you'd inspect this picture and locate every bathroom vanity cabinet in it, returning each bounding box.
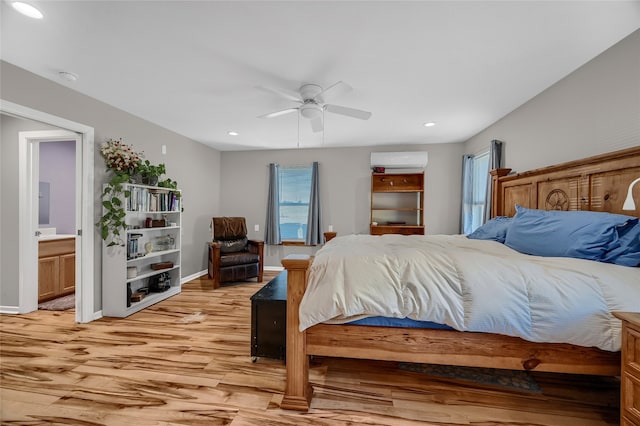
[38,236,76,303]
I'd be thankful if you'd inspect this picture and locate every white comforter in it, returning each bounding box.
[299,234,640,351]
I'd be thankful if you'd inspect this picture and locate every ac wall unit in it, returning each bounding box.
[370,151,428,169]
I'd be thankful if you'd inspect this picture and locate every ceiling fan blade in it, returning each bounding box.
[315,81,352,103]
[324,104,372,120]
[257,108,298,119]
[257,85,302,102]
[310,115,324,133]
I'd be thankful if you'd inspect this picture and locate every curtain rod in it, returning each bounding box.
[266,163,319,167]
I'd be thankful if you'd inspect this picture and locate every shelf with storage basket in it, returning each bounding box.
[102,183,182,317]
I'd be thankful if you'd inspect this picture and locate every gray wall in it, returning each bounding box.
[465,29,640,172]
[40,140,76,235]
[1,114,59,306]
[220,143,465,267]
[1,60,221,312]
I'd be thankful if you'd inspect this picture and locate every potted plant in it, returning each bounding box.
[158,177,178,190]
[137,160,166,186]
[98,138,143,246]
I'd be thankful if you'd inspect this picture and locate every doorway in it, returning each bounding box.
[2,99,95,323]
[30,136,78,310]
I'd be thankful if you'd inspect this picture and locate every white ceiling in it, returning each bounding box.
[2,1,639,151]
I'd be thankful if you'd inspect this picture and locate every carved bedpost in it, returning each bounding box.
[281,254,314,411]
[490,168,512,217]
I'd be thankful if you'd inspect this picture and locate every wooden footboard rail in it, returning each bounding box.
[281,255,621,411]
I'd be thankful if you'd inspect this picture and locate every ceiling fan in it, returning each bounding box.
[257,81,372,133]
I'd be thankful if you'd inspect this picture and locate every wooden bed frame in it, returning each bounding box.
[280,146,640,411]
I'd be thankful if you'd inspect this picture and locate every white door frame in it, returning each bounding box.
[2,99,95,323]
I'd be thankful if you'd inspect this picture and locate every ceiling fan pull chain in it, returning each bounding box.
[297,107,300,149]
[322,107,325,147]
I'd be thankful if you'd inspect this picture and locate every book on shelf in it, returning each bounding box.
[127,233,142,260]
[149,191,158,212]
[125,186,180,212]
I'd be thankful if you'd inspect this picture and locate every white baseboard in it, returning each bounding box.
[181,270,208,284]
[0,305,20,314]
[181,267,283,282]
[265,266,284,271]
[1,303,101,320]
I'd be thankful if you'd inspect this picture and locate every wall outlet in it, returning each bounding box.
[254,224,259,232]
[161,144,167,155]
[328,225,334,232]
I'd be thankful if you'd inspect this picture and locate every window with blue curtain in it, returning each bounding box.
[470,152,490,232]
[461,151,490,234]
[278,165,312,241]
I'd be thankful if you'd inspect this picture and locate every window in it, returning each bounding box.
[278,165,312,241]
[470,152,490,232]
[462,151,490,234]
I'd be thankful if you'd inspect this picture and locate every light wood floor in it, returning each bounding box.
[1,271,620,425]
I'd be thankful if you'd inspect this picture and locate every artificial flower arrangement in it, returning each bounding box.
[100,137,143,174]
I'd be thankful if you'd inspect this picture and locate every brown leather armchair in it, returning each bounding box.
[208,217,264,289]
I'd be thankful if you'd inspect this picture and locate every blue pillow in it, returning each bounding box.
[602,221,640,267]
[504,205,638,262]
[467,216,511,243]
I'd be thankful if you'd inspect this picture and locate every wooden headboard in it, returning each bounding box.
[492,146,640,219]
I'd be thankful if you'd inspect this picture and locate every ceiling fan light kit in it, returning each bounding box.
[299,103,323,119]
[258,81,371,133]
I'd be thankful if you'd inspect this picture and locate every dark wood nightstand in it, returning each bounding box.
[613,312,640,425]
[250,271,287,361]
[323,231,337,243]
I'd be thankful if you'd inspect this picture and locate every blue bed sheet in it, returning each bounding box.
[347,316,454,330]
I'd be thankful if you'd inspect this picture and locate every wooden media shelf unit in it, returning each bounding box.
[370,171,424,235]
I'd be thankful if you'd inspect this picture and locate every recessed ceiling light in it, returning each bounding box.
[423,122,436,127]
[12,2,43,19]
[59,71,79,82]
[228,131,239,136]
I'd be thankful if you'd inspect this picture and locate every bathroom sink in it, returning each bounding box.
[39,227,57,236]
